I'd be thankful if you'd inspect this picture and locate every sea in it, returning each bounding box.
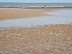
[0,2,72,7]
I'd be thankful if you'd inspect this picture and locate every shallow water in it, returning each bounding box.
[0,9,72,27]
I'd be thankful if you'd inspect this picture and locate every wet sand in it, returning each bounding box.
[0,7,72,20]
[24,7,72,9]
[0,24,72,54]
[0,8,53,20]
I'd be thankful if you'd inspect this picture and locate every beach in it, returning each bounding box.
[0,7,72,54]
[0,8,53,20]
[0,7,72,20]
[0,24,72,54]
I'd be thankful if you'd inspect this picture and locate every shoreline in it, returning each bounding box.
[0,6,72,9]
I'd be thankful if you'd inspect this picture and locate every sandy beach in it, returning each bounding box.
[0,7,72,20]
[0,24,72,54]
[0,8,53,20]
[0,7,72,54]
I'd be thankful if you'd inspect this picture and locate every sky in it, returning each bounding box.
[0,0,72,3]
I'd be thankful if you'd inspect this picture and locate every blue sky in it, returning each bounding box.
[0,0,72,3]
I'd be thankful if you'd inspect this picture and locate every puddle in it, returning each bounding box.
[0,9,72,28]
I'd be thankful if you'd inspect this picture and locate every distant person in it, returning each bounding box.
[42,6,46,8]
